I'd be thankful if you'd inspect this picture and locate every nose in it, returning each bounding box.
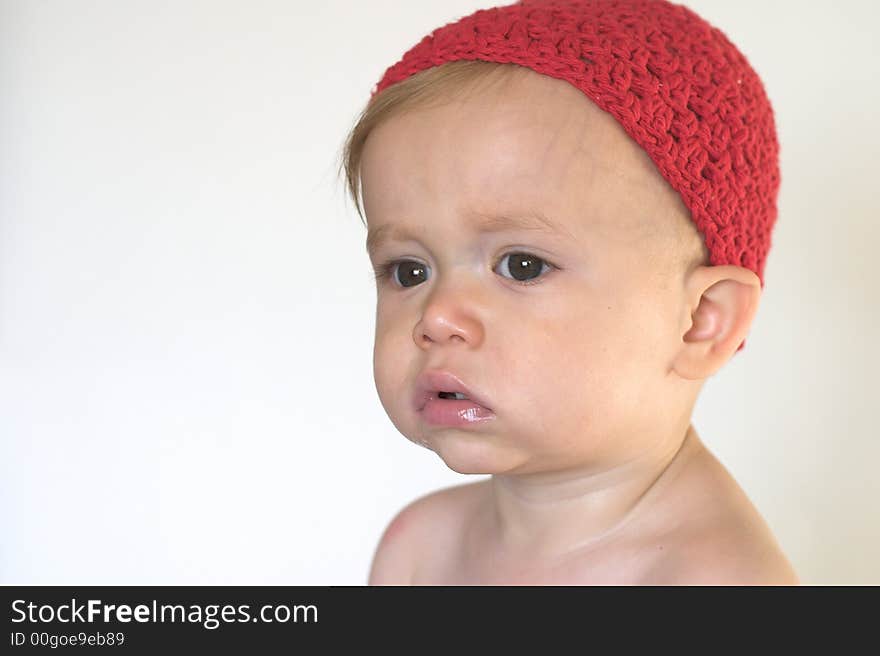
[412,284,485,350]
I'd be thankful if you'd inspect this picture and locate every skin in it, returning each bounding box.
[360,67,798,584]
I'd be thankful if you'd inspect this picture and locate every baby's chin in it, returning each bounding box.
[415,430,529,475]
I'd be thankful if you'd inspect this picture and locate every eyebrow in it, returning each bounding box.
[365,209,570,259]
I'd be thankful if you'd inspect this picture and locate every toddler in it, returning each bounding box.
[340,0,798,584]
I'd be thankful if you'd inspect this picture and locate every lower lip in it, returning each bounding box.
[420,397,496,427]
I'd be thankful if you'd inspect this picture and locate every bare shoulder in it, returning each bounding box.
[638,438,800,585]
[367,480,484,585]
[640,518,800,585]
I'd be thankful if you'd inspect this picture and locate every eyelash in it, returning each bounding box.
[373,252,555,288]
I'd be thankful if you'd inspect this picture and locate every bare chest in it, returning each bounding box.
[410,520,664,586]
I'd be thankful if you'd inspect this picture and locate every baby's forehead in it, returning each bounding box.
[457,68,663,180]
[362,73,692,261]
[366,79,672,217]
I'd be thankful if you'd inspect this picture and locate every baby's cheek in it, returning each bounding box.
[372,333,410,411]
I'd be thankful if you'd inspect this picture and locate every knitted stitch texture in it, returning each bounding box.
[371,0,780,352]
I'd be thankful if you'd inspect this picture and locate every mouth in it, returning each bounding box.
[417,390,496,427]
[413,369,494,414]
[420,389,488,408]
[438,391,470,401]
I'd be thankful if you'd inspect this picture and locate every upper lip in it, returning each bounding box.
[413,370,493,412]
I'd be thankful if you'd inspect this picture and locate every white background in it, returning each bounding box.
[1,0,877,584]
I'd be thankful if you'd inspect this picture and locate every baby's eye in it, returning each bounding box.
[375,260,429,288]
[495,252,553,285]
[374,252,553,289]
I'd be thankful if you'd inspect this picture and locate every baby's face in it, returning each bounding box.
[361,69,699,475]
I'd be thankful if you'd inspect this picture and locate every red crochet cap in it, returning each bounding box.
[371,0,780,353]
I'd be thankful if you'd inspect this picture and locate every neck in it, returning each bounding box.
[483,423,701,562]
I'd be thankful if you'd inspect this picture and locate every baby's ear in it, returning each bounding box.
[671,265,762,380]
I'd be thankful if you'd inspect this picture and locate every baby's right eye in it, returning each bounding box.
[375,259,429,288]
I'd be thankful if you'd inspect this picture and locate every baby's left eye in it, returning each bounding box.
[495,252,553,285]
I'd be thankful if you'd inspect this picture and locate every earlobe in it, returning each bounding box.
[672,266,762,380]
